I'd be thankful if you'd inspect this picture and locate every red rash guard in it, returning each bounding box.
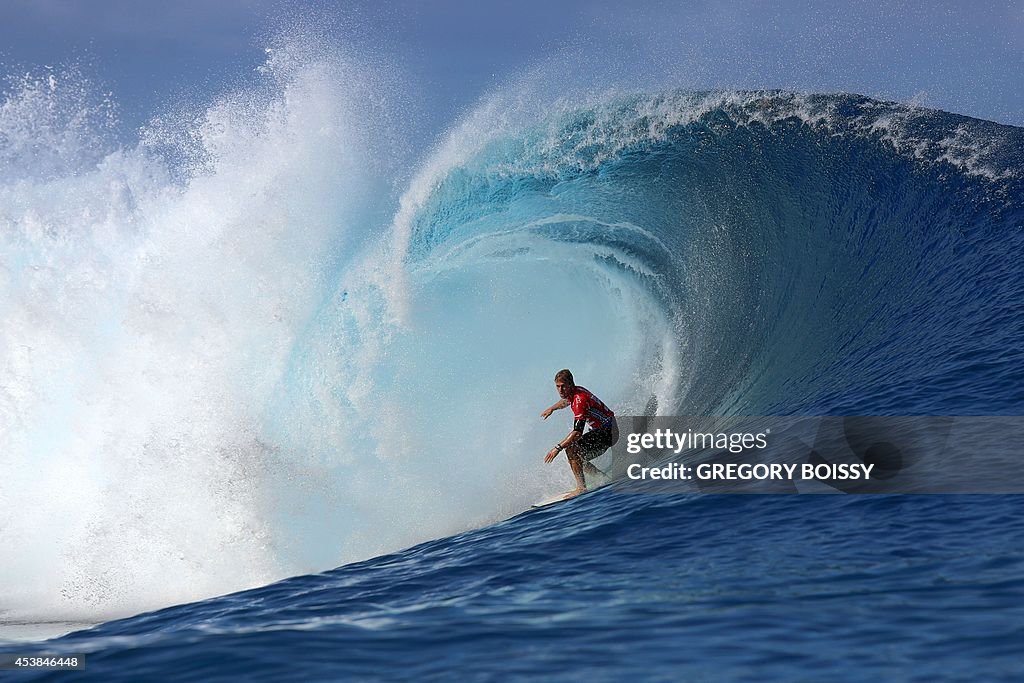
[570,386,615,433]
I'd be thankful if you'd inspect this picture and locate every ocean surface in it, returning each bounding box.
[2,40,1023,681]
[6,495,1024,681]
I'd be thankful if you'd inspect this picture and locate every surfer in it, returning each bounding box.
[541,369,619,498]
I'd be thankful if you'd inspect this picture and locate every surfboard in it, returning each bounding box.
[531,478,612,508]
[531,459,615,508]
[531,492,579,508]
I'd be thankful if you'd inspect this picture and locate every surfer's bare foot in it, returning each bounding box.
[561,487,587,500]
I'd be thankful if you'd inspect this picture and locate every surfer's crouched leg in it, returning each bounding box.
[568,419,618,487]
[564,447,589,492]
[567,448,609,491]
[575,420,618,460]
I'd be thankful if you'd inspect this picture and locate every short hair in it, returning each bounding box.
[554,369,574,385]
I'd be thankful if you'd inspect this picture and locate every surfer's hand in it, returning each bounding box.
[541,408,553,419]
[544,447,560,463]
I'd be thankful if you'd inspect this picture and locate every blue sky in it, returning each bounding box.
[1,0,1022,138]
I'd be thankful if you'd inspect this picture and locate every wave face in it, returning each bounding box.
[2,43,1023,677]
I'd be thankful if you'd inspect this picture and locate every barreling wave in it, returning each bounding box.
[2,51,1021,631]
[383,90,1024,422]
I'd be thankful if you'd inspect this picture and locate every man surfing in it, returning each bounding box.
[541,369,619,499]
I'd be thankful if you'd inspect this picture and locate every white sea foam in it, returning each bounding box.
[0,35,392,623]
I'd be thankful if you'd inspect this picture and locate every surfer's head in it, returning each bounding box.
[555,369,575,399]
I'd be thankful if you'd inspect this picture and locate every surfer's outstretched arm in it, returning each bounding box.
[541,398,569,419]
[544,429,583,463]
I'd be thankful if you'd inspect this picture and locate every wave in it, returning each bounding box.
[1,47,1021,628]
[375,89,1023,418]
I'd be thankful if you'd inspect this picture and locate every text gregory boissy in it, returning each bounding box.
[626,462,876,481]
